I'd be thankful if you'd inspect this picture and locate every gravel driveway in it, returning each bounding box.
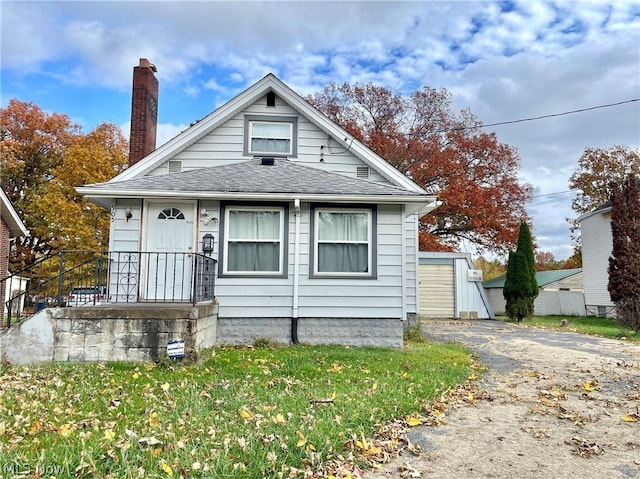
[370,319,640,479]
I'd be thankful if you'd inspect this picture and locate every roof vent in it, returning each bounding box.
[168,160,182,173]
[266,91,276,107]
[261,157,275,165]
[356,166,370,179]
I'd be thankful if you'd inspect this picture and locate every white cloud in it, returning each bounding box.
[2,0,638,260]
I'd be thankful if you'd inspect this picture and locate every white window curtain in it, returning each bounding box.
[227,210,281,272]
[251,122,291,154]
[317,211,369,273]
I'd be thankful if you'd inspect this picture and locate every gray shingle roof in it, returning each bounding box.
[84,158,427,197]
[483,268,582,288]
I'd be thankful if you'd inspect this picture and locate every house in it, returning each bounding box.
[483,268,585,317]
[1,188,28,317]
[578,201,615,317]
[77,60,437,348]
[418,252,494,320]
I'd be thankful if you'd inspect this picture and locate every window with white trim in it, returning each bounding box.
[222,206,286,276]
[311,207,376,277]
[244,115,297,157]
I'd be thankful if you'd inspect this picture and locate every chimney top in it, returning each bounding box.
[129,58,159,166]
[138,58,157,73]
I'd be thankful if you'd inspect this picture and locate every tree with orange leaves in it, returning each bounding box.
[1,99,127,271]
[568,145,640,243]
[307,82,532,254]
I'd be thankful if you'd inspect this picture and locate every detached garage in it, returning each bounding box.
[418,252,494,320]
[483,268,584,316]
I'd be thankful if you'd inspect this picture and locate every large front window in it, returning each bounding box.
[312,207,375,277]
[222,206,286,276]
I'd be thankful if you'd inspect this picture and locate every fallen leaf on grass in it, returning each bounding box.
[355,434,383,457]
[161,462,173,476]
[273,413,286,425]
[296,430,307,448]
[239,407,253,421]
[138,436,163,446]
[327,363,344,373]
[57,423,74,437]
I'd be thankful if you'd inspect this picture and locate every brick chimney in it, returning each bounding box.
[129,58,158,166]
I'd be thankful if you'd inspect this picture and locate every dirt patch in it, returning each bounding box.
[369,320,640,479]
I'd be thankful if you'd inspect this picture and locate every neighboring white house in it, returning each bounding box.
[418,252,494,320]
[1,188,29,316]
[78,71,437,348]
[483,268,585,317]
[578,202,616,317]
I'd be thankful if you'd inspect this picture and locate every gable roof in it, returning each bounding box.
[577,179,640,222]
[112,73,425,194]
[577,201,612,222]
[483,268,582,289]
[0,189,28,237]
[78,158,434,208]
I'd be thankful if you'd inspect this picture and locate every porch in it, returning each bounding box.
[2,250,217,328]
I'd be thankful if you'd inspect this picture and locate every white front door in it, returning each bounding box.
[145,202,195,301]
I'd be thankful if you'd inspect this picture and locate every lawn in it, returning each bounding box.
[498,315,640,342]
[0,341,472,478]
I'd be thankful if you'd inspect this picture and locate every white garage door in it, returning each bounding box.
[419,264,455,318]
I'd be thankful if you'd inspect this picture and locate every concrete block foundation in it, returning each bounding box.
[1,305,403,365]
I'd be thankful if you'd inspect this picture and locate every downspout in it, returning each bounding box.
[401,205,407,323]
[291,198,301,343]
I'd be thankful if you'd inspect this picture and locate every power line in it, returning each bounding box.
[478,98,639,130]
[530,190,576,206]
[533,190,574,198]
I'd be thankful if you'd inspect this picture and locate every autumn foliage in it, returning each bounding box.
[569,145,640,242]
[307,82,532,254]
[608,175,640,332]
[1,99,128,271]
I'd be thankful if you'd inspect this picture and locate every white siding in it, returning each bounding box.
[453,257,493,319]
[109,200,141,252]
[535,291,586,316]
[580,211,614,311]
[486,288,506,315]
[215,203,405,319]
[110,91,423,324]
[147,94,391,184]
[404,213,419,316]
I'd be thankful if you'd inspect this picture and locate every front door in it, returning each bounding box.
[145,202,195,301]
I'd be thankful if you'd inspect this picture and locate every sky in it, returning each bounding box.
[1,0,639,261]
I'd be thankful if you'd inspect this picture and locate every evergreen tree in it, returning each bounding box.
[503,222,538,321]
[608,175,640,331]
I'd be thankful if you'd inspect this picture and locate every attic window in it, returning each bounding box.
[168,160,182,173]
[266,91,276,107]
[244,115,298,157]
[356,166,370,179]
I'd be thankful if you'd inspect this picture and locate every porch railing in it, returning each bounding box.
[2,251,217,328]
